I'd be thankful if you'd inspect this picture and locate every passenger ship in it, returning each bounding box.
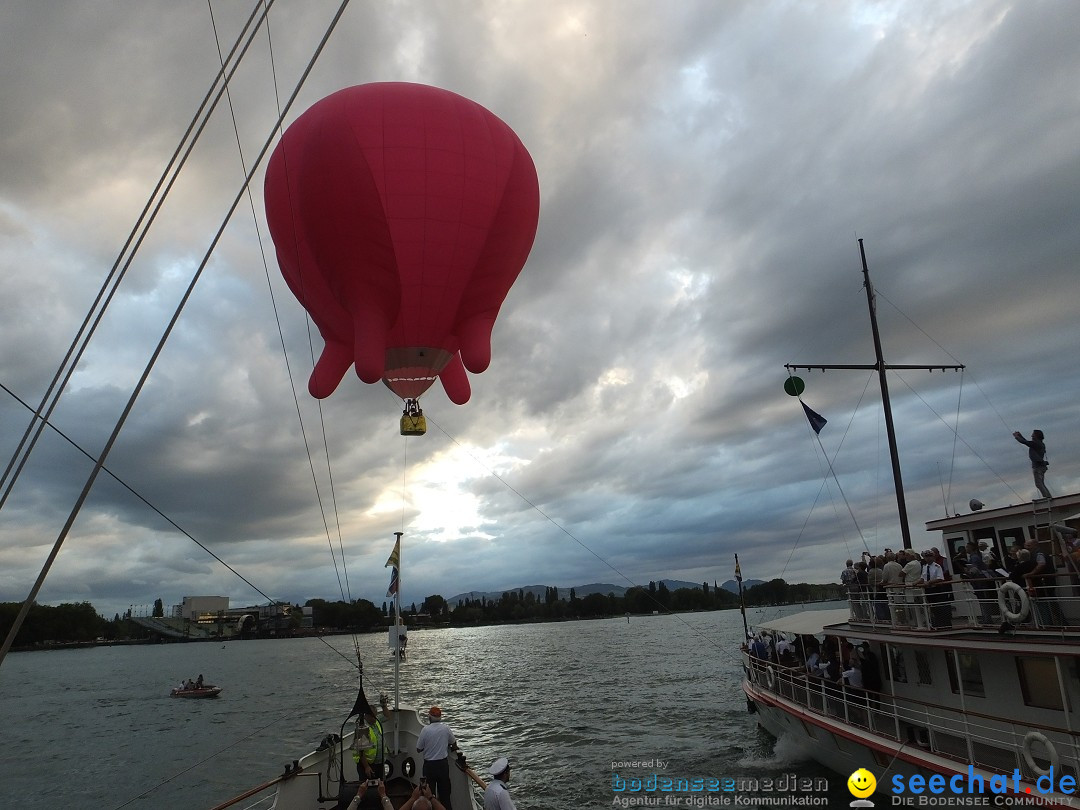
[742,243,1080,806]
[742,492,1080,808]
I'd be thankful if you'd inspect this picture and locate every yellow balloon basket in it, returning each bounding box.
[400,412,427,436]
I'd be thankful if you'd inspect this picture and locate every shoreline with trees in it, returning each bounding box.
[1,578,842,652]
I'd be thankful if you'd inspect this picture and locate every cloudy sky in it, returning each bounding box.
[1,0,1078,620]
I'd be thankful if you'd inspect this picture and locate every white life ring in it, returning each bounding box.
[766,665,776,689]
[999,581,1031,623]
[1022,731,1059,778]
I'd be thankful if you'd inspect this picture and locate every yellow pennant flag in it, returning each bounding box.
[385,538,400,569]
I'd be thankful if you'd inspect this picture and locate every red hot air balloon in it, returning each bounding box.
[264,83,540,430]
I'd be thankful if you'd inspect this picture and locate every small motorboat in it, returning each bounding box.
[170,684,222,698]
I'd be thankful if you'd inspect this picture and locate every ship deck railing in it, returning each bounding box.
[843,579,1080,633]
[744,653,1079,783]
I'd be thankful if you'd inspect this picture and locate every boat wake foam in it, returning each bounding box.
[737,732,813,770]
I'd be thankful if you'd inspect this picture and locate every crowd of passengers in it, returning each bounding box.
[744,631,882,695]
[838,530,1080,629]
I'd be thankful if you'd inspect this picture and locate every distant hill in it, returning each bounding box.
[721,579,764,593]
[448,579,715,605]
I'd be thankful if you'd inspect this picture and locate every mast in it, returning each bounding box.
[392,530,403,758]
[393,530,402,712]
[735,554,749,641]
[786,239,964,550]
[859,239,911,550]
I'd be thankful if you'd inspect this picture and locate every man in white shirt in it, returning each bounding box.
[415,707,456,806]
[842,664,864,689]
[920,550,951,628]
[897,550,923,626]
[898,551,919,584]
[880,552,904,623]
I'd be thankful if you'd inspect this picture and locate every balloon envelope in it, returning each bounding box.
[264,82,540,404]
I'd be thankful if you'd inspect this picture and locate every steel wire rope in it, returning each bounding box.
[946,372,964,512]
[893,372,1025,502]
[0,0,353,669]
[1,381,363,810]
[0,315,358,668]
[752,373,876,628]
[0,0,276,517]
[875,289,1014,434]
[874,289,1034,505]
[786,375,875,569]
[207,0,361,668]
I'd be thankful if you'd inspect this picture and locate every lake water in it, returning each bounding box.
[0,606,852,809]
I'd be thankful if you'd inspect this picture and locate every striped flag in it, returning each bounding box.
[385,538,400,568]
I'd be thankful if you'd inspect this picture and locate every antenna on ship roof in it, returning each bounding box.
[786,239,965,551]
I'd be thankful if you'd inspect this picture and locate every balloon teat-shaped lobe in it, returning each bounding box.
[352,304,390,385]
[263,82,540,408]
[438,354,472,405]
[309,340,355,399]
[457,316,495,374]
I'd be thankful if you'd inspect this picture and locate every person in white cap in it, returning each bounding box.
[415,706,455,806]
[484,757,516,810]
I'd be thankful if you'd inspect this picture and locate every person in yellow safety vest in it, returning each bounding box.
[353,709,384,780]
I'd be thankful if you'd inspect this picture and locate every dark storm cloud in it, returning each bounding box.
[1,0,1078,617]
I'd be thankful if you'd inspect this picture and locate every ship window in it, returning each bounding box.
[999,527,1024,547]
[945,650,985,697]
[915,650,932,685]
[1017,657,1065,710]
[886,645,907,683]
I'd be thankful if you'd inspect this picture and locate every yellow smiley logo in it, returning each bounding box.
[848,768,876,798]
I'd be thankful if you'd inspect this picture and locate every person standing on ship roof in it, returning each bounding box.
[415,706,455,807]
[1014,429,1051,499]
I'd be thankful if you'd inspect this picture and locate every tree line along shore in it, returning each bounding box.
[1,578,843,650]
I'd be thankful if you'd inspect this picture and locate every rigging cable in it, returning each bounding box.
[0,0,277,517]
[206,0,358,654]
[876,290,1016,439]
[207,0,362,665]
[892,371,1025,502]
[0,378,358,673]
[751,372,876,627]
[0,0,353,670]
[946,370,965,511]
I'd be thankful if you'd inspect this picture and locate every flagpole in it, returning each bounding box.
[786,241,963,551]
[735,554,749,641]
[393,530,402,713]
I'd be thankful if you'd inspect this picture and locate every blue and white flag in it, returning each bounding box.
[801,401,828,434]
[386,567,399,598]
